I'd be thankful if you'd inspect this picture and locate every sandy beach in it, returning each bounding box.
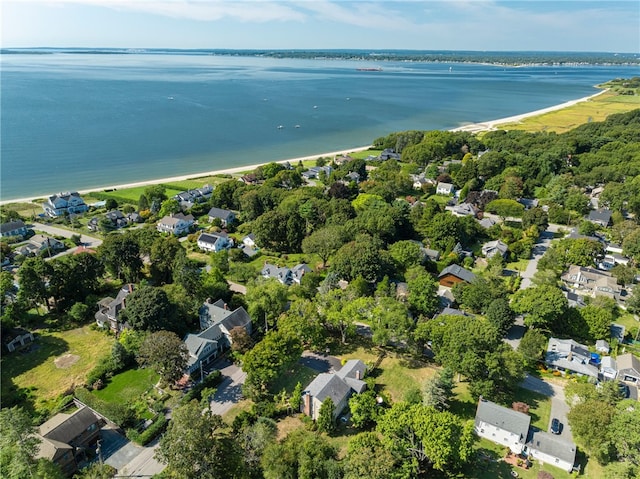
[0,90,606,206]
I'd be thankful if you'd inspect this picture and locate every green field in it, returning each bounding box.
[92,368,159,403]
[1,326,115,412]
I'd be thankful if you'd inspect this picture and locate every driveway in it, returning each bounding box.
[100,426,166,476]
[520,374,573,442]
[209,361,247,416]
[519,229,554,290]
[300,351,341,373]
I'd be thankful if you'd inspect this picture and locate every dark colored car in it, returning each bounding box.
[551,418,562,435]
[618,382,631,398]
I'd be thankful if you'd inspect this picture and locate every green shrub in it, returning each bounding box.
[127,415,168,446]
[181,370,222,404]
[75,387,135,428]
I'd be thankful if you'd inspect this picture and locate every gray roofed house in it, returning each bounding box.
[17,234,65,256]
[601,356,617,380]
[545,337,598,378]
[474,398,530,454]
[95,284,135,332]
[183,333,219,373]
[156,213,194,235]
[616,353,640,385]
[451,202,478,217]
[518,198,539,210]
[588,208,613,227]
[36,406,104,476]
[207,207,236,227]
[436,182,455,195]
[478,216,498,229]
[482,239,509,258]
[611,323,626,342]
[292,263,313,284]
[437,307,472,318]
[595,340,610,354]
[0,219,28,238]
[561,265,622,302]
[262,263,294,285]
[525,429,577,472]
[438,264,477,287]
[302,360,367,420]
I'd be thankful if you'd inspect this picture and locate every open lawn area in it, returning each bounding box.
[1,325,114,413]
[93,368,159,404]
[270,362,318,395]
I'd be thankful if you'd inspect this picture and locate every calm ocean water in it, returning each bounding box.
[0,53,635,201]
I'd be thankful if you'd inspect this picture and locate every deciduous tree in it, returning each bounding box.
[137,331,188,386]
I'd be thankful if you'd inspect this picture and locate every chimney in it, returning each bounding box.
[206,298,212,304]
[304,393,311,416]
[355,370,361,380]
[224,303,228,310]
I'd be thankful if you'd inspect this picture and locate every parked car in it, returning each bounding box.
[550,418,562,435]
[618,382,631,398]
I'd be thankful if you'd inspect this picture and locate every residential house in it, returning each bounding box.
[242,234,256,248]
[197,232,233,253]
[451,202,478,217]
[4,328,35,352]
[301,165,333,180]
[474,398,530,454]
[588,208,613,227]
[478,217,498,229]
[482,240,509,259]
[43,192,88,217]
[17,234,65,256]
[185,299,253,373]
[302,359,367,420]
[0,220,28,238]
[126,212,142,224]
[611,323,626,343]
[436,182,455,195]
[173,185,212,209]
[424,248,440,262]
[545,337,599,379]
[207,207,236,227]
[564,291,586,308]
[379,148,400,161]
[438,264,477,288]
[35,406,104,476]
[560,265,623,301]
[517,198,539,210]
[436,307,472,318]
[156,213,194,235]
[595,340,610,354]
[88,210,128,231]
[601,356,617,380]
[240,173,258,185]
[261,263,311,286]
[616,353,640,385]
[474,398,577,473]
[94,284,135,332]
[525,429,577,473]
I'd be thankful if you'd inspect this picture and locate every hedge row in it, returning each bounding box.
[126,414,168,446]
[181,370,222,404]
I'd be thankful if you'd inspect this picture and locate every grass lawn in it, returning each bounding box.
[270,362,318,395]
[426,194,452,206]
[92,368,159,404]
[98,186,183,204]
[348,149,381,159]
[498,91,640,134]
[1,325,115,413]
[506,258,530,273]
[222,398,253,425]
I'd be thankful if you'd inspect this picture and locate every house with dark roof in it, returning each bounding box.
[482,240,509,259]
[207,207,236,227]
[560,265,622,302]
[616,353,640,385]
[35,406,104,476]
[475,398,577,472]
[438,264,477,288]
[95,284,135,333]
[302,359,367,420]
[4,328,35,352]
[0,220,28,238]
[197,231,233,253]
[184,299,253,373]
[545,337,599,379]
[587,208,613,227]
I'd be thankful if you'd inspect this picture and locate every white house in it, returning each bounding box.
[197,232,233,253]
[156,213,194,235]
[482,240,509,259]
[600,356,617,380]
[207,208,236,227]
[474,398,530,454]
[524,429,577,473]
[545,337,599,379]
[436,182,455,195]
[42,192,88,217]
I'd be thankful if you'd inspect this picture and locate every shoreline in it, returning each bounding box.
[0,90,607,206]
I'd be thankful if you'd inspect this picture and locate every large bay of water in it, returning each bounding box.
[1,52,635,201]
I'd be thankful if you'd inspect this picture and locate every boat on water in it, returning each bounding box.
[295,125,300,128]
[356,67,383,72]
[277,125,284,129]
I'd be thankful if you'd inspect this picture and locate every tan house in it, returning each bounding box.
[560,265,622,301]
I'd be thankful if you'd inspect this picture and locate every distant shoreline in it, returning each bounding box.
[0,89,607,207]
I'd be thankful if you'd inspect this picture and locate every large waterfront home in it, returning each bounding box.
[43,192,88,217]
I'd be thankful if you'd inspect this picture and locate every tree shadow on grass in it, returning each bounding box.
[464,449,518,479]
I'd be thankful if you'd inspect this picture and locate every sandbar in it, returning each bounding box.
[0,90,606,206]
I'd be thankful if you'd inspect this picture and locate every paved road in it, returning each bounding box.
[117,440,166,478]
[30,222,103,249]
[520,374,573,443]
[519,229,554,290]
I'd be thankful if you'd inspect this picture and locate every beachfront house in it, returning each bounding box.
[43,192,88,217]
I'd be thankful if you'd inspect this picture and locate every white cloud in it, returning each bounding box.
[26,0,307,23]
[297,1,414,30]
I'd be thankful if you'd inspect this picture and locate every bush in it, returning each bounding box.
[127,415,168,446]
[181,370,222,404]
[74,387,135,428]
[232,410,258,433]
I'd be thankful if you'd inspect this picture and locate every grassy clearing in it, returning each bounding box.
[1,325,115,412]
[92,368,159,403]
[270,362,318,395]
[348,149,381,160]
[222,398,253,425]
[98,186,183,204]
[499,91,640,134]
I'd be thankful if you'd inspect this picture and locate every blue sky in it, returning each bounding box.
[2,1,639,52]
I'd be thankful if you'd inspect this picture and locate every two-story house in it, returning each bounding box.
[43,192,88,217]
[156,213,194,235]
[95,284,135,332]
[197,231,233,253]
